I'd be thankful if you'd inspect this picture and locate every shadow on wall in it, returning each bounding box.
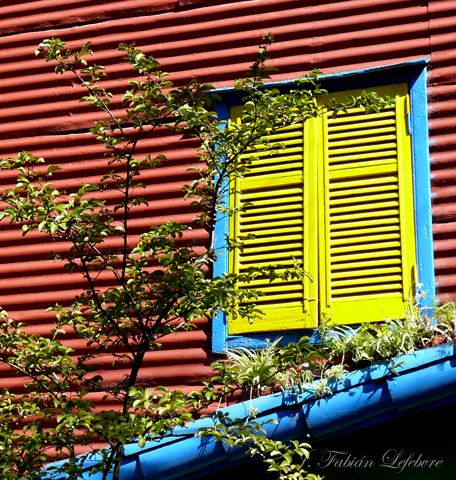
[197,401,456,480]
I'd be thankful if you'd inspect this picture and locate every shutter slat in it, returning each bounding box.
[242,203,303,215]
[332,258,401,271]
[243,233,303,245]
[328,142,397,156]
[330,240,402,255]
[330,125,396,139]
[331,225,400,238]
[331,201,400,215]
[238,258,301,270]
[241,226,303,238]
[328,156,397,170]
[329,134,397,148]
[332,266,402,279]
[329,118,395,132]
[241,241,303,254]
[332,283,404,296]
[241,188,303,200]
[329,207,400,223]
[330,191,399,206]
[240,284,305,296]
[331,249,403,263]
[332,274,403,288]
[327,109,396,124]
[330,232,401,246]
[330,182,398,197]
[238,275,303,287]
[240,249,304,263]
[241,216,303,228]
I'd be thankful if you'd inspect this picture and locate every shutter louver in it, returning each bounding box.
[228,121,318,334]
[319,84,416,324]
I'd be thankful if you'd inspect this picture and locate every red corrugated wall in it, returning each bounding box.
[1,0,456,399]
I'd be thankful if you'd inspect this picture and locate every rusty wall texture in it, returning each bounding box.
[0,0,455,398]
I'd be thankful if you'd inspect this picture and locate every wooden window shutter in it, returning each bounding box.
[317,84,417,324]
[227,108,318,334]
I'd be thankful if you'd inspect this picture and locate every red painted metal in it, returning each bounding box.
[429,0,456,301]
[0,0,456,427]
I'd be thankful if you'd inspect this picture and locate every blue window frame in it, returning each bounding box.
[212,60,434,353]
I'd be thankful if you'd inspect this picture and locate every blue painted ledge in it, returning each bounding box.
[46,342,456,480]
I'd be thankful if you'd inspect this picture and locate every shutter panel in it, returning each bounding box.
[318,84,417,324]
[228,111,318,334]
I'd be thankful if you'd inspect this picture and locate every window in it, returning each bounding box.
[212,62,434,352]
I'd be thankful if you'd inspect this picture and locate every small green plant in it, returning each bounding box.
[198,412,323,480]
[319,299,432,368]
[212,337,326,401]
[318,299,456,370]
[436,301,456,325]
[223,339,284,395]
[431,301,456,344]
[216,302,456,404]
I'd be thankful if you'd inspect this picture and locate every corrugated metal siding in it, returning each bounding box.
[428,0,456,301]
[1,0,456,401]
[0,130,212,396]
[0,0,221,34]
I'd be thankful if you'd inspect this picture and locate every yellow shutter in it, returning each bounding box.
[228,109,318,334]
[317,84,417,324]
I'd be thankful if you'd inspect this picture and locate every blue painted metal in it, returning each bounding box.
[211,100,230,353]
[410,67,436,313]
[212,60,435,352]
[46,342,456,479]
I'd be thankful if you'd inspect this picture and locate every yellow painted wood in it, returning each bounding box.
[240,250,304,263]
[330,217,399,230]
[327,109,395,124]
[329,163,398,180]
[318,83,417,325]
[328,117,395,131]
[332,274,403,287]
[328,155,397,168]
[240,210,305,223]
[243,233,304,245]
[327,142,398,156]
[331,258,401,271]
[331,225,400,238]
[328,209,400,223]
[238,276,303,287]
[242,227,303,238]
[228,108,318,334]
[328,296,408,322]
[329,191,399,206]
[240,284,306,296]
[330,182,398,197]
[329,126,396,139]
[228,83,416,333]
[329,134,398,148]
[332,266,402,279]
[330,240,402,255]
[330,232,401,246]
[330,200,400,215]
[331,284,404,296]
[331,249,403,263]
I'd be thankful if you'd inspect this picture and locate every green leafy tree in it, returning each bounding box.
[0,34,387,480]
